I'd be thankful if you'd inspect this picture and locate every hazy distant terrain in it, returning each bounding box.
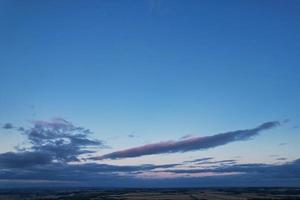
[1,188,300,200]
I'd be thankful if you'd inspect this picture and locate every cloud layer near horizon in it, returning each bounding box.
[1,118,300,187]
[92,121,280,160]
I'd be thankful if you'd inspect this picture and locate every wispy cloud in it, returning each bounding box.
[92,121,280,160]
[184,157,214,163]
[276,157,287,161]
[194,159,237,165]
[180,134,194,140]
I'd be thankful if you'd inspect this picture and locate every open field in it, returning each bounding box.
[0,188,300,200]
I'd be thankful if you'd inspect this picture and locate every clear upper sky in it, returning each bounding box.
[0,0,300,187]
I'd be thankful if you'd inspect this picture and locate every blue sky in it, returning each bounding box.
[0,0,300,187]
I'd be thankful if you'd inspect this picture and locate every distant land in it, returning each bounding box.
[0,188,300,200]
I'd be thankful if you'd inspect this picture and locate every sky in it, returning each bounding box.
[0,0,300,187]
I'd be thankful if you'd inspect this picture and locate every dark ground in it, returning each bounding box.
[0,188,300,200]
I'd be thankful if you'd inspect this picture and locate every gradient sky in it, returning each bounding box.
[0,0,300,187]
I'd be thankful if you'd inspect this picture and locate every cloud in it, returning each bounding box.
[128,134,135,138]
[1,158,299,187]
[2,123,14,129]
[194,159,237,165]
[0,118,182,187]
[181,158,237,168]
[1,118,298,187]
[184,157,214,163]
[162,159,300,180]
[92,121,280,160]
[278,142,287,146]
[276,157,287,161]
[0,161,179,187]
[180,134,194,140]
[18,127,25,131]
[1,123,25,132]
[0,118,103,168]
[0,151,53,168]
[26,118,103,162]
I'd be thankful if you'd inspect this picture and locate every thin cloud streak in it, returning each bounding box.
[92,121,280,160]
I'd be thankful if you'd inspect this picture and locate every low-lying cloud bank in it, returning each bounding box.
[0,158,299,187]
[92,121,280,160]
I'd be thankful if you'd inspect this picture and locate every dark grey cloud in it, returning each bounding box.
[1,158,299,188]
[25,118,103,162]
[92,121,280,160]
[0,118,103,168]
[2,123,14,129]
[0,152,52,168]
[162,159,300,181]
[0,161,179,187]
[112,158,300,186]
